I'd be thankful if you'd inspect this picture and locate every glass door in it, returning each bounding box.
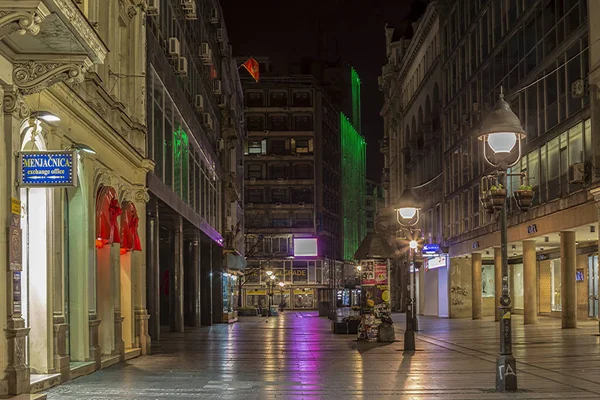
[588,255,598,318]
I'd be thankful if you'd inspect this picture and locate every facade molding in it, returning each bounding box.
[0,4,50,39]
[13,59,93,94]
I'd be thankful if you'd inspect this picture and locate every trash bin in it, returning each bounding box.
[270,306,279,316]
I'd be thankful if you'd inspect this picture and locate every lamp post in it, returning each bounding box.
[265,270,275,317]
[478,88,527,392]
[395,186,420,351]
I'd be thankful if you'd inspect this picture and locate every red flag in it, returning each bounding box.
[241,57,259,82]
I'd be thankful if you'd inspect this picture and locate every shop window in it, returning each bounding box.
[272,237,289,255]
[246,91,264,107]
[482,264,495,298]
[551,259,562,311]
[247,164,262,179]
[293,91,312,107]
[269,91,288,107]
[246,115,265,131]
[268,115,288,131]
[293,115,313,131]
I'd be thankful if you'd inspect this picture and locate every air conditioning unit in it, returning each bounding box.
[176,57,188,76]
[184,7,197,20]
[194,94,204,111]
[168,37,180,58]
[200,42,210,60]
[298,202,305,207]
[209,7,219,23]
[250,177,256,182]
[275,202,282,207]
[147,0,160,16]
[217,138,224,151]
[180,0,194,10]
[203,113,213,130]
[213,80,222,94]
[571,79,585,98]
[568,162,585,183]
[216,28,225,42]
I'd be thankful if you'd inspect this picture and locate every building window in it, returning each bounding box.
[246,115,265,131]
[248,140,264,155]
[268,115,288,131]
[247,189,263,203]
[295,164,313,179]
[294,212,312,227]
[270,91,288,107]
[269,164,289,179]
[246,92,264,107]
[292,188,313,203]
[294,138,311,154]
[270,188,288,203]
[272,212,290,227]
[270,139,287,155]
[293,115,313,131]
[272,237,289,254]
[247,164,262,179]
[293,91,312,107]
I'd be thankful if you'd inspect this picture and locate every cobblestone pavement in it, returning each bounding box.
[46,312,600,399]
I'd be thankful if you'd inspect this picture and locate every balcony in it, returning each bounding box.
[0,0,108,93]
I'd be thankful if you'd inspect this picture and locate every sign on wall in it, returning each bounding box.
[19,151,78,187]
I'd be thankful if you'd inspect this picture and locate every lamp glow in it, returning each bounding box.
[409,240,418,250]
[278,282,284,287]
[266,270,273,276]
[487,132,517,154]
[269,275,276,280]
[34,111,60,122]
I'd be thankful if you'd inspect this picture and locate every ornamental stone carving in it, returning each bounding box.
[0,6,49,39]
[134,187,150,203]
[13,60,93,94]
[3,89,30,119]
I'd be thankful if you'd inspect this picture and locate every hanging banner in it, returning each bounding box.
[19,151,77,187]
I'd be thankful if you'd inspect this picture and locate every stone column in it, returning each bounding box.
[2,87,31,394]
[523,240,538,324]
[171,216,184,332]
[561,231,577,328]
[132,188,150,354]
[590,189,600,332]
[471,253,482,320]
[494,247,502,322]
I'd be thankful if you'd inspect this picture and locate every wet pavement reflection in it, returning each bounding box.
[46,311,600,399]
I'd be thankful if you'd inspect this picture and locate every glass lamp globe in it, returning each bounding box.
[269,275,276,280]
[398,207,417,220]
[409,240,418,250]
[487,132,517,154]
[266,270,273,276]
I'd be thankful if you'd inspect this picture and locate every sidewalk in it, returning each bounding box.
[44,311,600,399]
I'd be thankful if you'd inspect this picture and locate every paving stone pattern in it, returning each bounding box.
[46,312,600,399]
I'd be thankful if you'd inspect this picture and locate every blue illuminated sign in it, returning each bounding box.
[19,151,77,187]
[422,243,441,255]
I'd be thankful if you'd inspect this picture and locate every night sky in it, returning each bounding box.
[221,0,415,181]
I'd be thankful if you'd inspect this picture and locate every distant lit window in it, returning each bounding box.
[248,140,263,154]
[295,138,311,153]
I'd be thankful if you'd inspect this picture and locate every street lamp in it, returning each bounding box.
[395,187,420,351]
[478,88,525,392]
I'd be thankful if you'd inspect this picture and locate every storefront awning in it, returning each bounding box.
[223,250,246,271]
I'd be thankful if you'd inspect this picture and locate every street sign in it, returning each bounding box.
[422,243,441,255]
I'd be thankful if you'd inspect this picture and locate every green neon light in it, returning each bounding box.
[340,112,366,261]
[351,67,362,134]
[173,126,190,202]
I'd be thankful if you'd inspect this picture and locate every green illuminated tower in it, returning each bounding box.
[340,112,366,261]
[351,67,361,134]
